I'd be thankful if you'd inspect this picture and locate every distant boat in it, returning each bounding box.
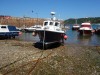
[35,12,67,49]
[24,25,42,32]
[95,25,100,35]
[96,23,100,25]
[78,22,94,35]
[0,25,20,38]
[72,24,80,30]
[64,25,70,29]
[72,19,80,30]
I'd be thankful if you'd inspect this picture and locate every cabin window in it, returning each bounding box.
[55,22,59,26]
[50,22,53,25]
[1,26,6,28]
[81,25,91,28]
[44,22,48,26]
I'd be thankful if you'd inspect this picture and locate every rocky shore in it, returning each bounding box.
[0,39,100,75]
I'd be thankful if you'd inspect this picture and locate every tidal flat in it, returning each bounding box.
[0,40,100,75]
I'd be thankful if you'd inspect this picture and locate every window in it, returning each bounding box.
[1,26,6,28]
[55,22,59,26]
[50,22,53,25]
[44,22,48,26]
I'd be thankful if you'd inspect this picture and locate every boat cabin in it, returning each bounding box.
[81,23,91,28]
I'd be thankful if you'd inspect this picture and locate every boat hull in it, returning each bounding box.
[72,27,79,30]
[95,29,100,35]
[37,30,65,44]
[0,32,19,38]
[78,30,93,35]
[0,25,20,38]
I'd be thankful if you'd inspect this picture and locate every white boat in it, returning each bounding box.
[24,25,42,32]
[35,12,67,49]
[72,24,80,30]
[0,25,20,38]
[78,22,94,35]
[72,19,80,30]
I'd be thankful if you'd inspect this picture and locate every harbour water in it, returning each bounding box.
[17,24,100,46]
[65,25,100,46]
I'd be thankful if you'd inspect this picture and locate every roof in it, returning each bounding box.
[81,23,91,25]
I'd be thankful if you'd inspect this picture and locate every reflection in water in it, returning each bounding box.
[16,32,39,42]
[77,35,92,46]
[91,34,100,46]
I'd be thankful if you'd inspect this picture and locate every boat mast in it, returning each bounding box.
[75,18,77,24]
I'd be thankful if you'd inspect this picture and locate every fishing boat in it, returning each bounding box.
[95,25,100,35]
[72,24,80,30]
[35,12,67,49]
[72,19,80,30]
[78,22,94,35]
[0,25,20,38]
[24,25,42,32]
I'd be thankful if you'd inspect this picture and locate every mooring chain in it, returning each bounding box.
[3,50,53,75]
[1,50,44,75]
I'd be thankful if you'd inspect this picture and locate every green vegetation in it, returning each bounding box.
[64,17,100,24]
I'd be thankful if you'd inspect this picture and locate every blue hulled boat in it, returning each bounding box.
[0,25,20,38]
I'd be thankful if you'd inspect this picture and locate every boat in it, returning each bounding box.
[35,12,67,49]
[78,22,94,35]
[64,24,70,29]
[72,24,80,30]
[72,19,80,30]
[24,25,42,32]
[95,25,100,35]
[0,25,20,38]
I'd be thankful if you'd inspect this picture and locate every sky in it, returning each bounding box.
[0,0,100,20]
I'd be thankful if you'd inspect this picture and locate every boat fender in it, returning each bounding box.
[64,35,68,40]
[92,30,95,33]
[19,32,22,35]
[32,32,37,36]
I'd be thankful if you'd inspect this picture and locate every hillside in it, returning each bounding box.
[64,17,100,24]
[0,15,45,27]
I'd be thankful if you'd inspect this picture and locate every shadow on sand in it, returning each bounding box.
[33,42,61,50]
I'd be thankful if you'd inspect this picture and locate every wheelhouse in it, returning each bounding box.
[43,21,61,27]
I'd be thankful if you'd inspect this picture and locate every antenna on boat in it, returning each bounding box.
[51,12,56,20]
[51,12,55,16]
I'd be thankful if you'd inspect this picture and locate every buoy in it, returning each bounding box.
[92,30,95,33]
[64,35,68,40]
[32,32,37,36]
[19,32,22,35]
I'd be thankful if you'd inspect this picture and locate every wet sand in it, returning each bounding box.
[0,40,100,75]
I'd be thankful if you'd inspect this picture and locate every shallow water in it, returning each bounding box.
[17,25,100,46]
[66,24,100,46]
